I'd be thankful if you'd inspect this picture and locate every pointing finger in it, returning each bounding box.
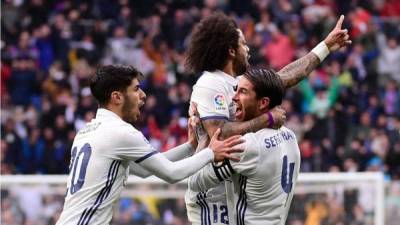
[335,15,344,29]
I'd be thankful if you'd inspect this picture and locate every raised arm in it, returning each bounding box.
[278,15,352,88]
[277,52,320,88]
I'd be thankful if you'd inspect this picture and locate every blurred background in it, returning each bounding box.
[0,0,399,225]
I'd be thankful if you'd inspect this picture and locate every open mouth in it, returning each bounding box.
[235,103,243,118]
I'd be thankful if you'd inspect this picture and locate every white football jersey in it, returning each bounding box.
[189,127,301,225]
[56,108,215,225]
[187,70,238,225]
[56,109,160,225]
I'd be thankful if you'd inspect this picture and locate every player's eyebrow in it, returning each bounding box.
[238,87,248,92]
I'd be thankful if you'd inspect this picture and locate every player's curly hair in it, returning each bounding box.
[185,12,239,74]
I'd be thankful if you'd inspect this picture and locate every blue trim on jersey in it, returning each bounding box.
[196,192,211,225]
[77,160,121,225]
[200,116,229,121]
[196,193,205,225]
[225,160,235,174]
[236,175,247,225]
[135,151,159,163]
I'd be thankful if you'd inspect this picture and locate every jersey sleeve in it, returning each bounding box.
[129,142,194,178]
[112,127,159,162]
[129,161,152,178]
[191,82,230,120]
[188,162,222,192]
[138,148,214,184]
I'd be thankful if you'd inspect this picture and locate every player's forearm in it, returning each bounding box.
[188,164,221,192]
[219,114,268,139]
[129,162,152,178]
[277,52,320,89]
[139,148,214,183]
[129,143,194,177]
[162,142,194,161]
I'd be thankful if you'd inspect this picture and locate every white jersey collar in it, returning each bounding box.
[96,108,122,121]
[213,70,238,86]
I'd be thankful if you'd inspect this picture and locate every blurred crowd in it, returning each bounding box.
[1,0,399,181]
[2,181,400,225]
[1,186,190,225]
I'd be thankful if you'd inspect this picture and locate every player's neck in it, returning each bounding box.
[104,104,123,119]
[257,108,270,120]
[222,62,236,77]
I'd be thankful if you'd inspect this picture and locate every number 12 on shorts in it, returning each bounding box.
[212,204,228,224]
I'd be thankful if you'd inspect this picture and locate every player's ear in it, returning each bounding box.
[259,97,270,111]
[110,91,123,105]
[228,47,236,58]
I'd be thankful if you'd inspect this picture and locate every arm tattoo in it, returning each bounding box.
[277,52,320,88]
[220,115,268,139]
[201,114,268,140]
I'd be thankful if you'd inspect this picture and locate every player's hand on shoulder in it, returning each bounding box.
[208,128,245,162]
[189,101,200,118]
[188,115,200,149]
[188,102,201,149]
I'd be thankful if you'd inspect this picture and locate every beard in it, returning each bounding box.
[233,53,248,76]
[121,95,137,123]
[242,104,258,122]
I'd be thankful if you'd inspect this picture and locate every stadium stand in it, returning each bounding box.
[1,0,399,225]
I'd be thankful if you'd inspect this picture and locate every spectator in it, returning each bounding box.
[8,57,38,106]
[263,24,295,70]
[1,2,399,224]
[377,31,400,84]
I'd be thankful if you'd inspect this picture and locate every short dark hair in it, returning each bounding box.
[185,11,239,73]
[243,68,285,109]
[90,65,143,106]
